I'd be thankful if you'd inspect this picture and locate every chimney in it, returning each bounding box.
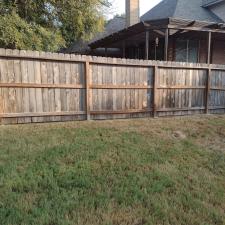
[126,0,140,27]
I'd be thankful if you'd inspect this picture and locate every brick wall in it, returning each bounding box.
[211,41,225,64]
[126,0,140,27]
[170,38,225,65]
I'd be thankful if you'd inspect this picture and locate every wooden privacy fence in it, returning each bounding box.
[0,48,225,124]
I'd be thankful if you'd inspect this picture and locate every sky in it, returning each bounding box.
[108,0,162,19]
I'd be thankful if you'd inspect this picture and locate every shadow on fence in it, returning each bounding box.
[0,48,225,124]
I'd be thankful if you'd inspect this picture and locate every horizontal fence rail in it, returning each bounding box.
[0,48,225,124]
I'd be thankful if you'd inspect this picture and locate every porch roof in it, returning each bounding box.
[89,17,225,49]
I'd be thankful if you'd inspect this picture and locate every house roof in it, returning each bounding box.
[92,16,126,42]
[141,0,223,23]
[64,16,125,53]
[89,17,225,49]
[202,0,224,7]
[66,0,225,53]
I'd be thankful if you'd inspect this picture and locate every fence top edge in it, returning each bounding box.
[0,48,225,70]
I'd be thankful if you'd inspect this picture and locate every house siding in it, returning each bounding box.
[212,41,225,64]
[168,39,225,64]
[199,40,208,63]
[198,40,225,64]
[168,39,175,61]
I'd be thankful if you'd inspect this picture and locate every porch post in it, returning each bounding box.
[164,28,169,61]
[105,48,108,57]
[207,31,212,64]
[145,30,150,60]
[122,41,126,58]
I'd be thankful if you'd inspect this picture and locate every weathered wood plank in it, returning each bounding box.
[85,60,90,120]
[0,111,86,118]
[0,49,225,124]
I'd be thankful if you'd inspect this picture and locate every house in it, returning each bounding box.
[63,15,126,57]
[86,0,225,64]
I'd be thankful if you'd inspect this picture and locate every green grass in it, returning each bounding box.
[0,115,225,225]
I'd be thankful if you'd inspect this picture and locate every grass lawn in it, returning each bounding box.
[0,115,225,225]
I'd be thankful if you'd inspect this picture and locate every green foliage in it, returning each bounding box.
[0,0,110,51]
[0,12,65,51]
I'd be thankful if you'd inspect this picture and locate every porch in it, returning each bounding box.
[89,18,225,64]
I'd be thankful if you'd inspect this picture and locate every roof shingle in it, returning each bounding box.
[64,16,125,53]
[141,0,223,23]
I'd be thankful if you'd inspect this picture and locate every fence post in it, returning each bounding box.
[205,67,211,114]
[85,60,91,120]
[153,65,158,118]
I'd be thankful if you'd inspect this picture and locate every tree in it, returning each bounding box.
[0,0,110,51]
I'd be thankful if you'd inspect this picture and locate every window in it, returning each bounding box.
[175,39,199,63]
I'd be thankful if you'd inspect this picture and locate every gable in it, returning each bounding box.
[174,0,222,22]
[202,0,224,7]
[207,1,225,22]
[141,0,223,23]
[141,0,178,21]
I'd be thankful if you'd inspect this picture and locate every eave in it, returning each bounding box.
[89,17,225,49]
[202,0,224,7]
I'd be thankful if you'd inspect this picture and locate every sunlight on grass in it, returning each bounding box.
[0,115,224,225]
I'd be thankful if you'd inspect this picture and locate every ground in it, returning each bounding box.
[0,115,225,225]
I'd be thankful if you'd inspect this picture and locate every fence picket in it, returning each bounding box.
[0,48,224,124]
